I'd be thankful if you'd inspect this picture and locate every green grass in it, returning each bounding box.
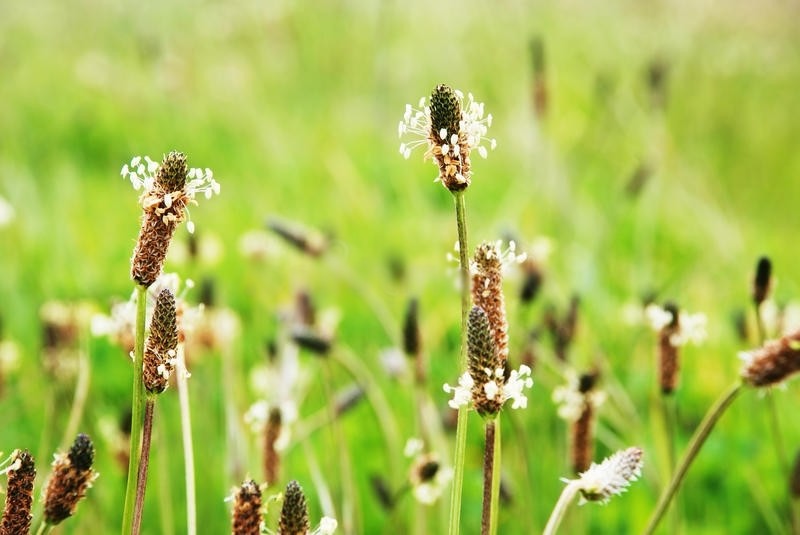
[1,0,800,533]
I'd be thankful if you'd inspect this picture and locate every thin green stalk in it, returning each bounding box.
[542,480,580,535]
[122,284,147,535]
[175,345,197,535]
[132,397,156,535]
[35,522,53,535]
[60,339,91,450]
[486,418,502,535]
[660,394,679,534]
[448,189,470,535]
[642,382,742,535]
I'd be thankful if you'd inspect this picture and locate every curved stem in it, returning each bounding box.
[542,481,580,535]
[175,345,196,535]
[132,397,156,535]
[122,284,147,535]
[60,338,91,450]
[448,189,470,535]
[642,382,742,535]
[34,521,53,535]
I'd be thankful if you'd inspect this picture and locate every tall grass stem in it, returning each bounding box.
[122,284,147,535]
[542,480,580,535]
[132,397,156,535]
[642,382,742,535]
[176,345,197,535]
[448,190,470,535]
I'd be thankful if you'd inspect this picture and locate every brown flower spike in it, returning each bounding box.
[658,302,681,395]
[571,372,600,474]
[264,407,282,486]
[471,242,509,366]
[0,449,36,535]
[740,327,800,387]
[143,289,179,394]
[231,480,263,535]
[43,434,98,525]
[467,306,503,417]
[279,480,310,535]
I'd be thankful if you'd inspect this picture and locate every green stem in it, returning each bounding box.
[122,284,147,535]
[542,481,580,535]
[132,397,156,535]
[660,394,679,533]
[35,522,53,535]
[175,345,197,535]
[60,337,91,450]
[642,382,742,535]
[448,190,470,535]
[487,418,502,535]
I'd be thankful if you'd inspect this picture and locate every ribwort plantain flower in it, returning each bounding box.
[274,480,337,535]
[142,289,179,394]
[124,152,220,287]
[42,434,98,525]
[0,449,36,535]
[566,447,644,505]
[398,84,496,191]
[740,327,800,387]
[230,480,263,535]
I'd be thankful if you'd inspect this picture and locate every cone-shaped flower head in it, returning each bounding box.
[752,256,773,306]
[231,480,263,535]
[740,327,800,387]
[279,480,310,535]
[43,434,98,525]
[124,152,220,287]
[143,289,179,394]
[568,447,644,505]
[0,449,36,535]
[444,307,533,416]
[399,84,495,191]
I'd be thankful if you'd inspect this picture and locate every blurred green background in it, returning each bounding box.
[1,0,800,533]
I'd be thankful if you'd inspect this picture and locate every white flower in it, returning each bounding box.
[398,88,495,180]
[568,447,644,505]
[443,372,474,409]
[404,437,424,458]
[469,240,526,277]
[644,304,707,346]
[121,154,220,234]
[413,465,453,505]
[315,517,338,535]
[0,195,15,227]
[552,371,606,422]
[379,347,408,379]
[443,364,533,412]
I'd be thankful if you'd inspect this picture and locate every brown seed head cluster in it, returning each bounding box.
[658,302,680,394]
[143,289,179,394]
[571,372,600,475]
[279,480,310,535]
[131,152,189,287]
[752,256,772,307]
[467,306,503,417]
[471,242,509,366]
[428,84,471,191]
[231,480,263,535]
[741,327,800,387]
[43,434,97,525]
[0,449,36,535]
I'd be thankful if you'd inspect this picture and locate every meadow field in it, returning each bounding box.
[1,0,800,533]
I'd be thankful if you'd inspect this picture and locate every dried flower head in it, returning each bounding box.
[645,303,707,347]
[264,407,282,485]
[0,449,36,535]
[444,362,533,415]
[566,447,644,505]
[740,328,800,387]
[267,217,328,257]
[42,434,98,525]
[124,152,220,287]
[470,241,524,366]
[399,84,495,191]
[143,289,179,394]
[407,451,453,506]
[231,480,263,535]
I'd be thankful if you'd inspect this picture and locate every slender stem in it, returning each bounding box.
[60,338,91,450]
[642,382,742,535]
[132,397,156,535]
[481,420,495,535]
[490,418,501,535]
[660,394,678,534]
[122,284,147,535]
[34,521,53,535]
[175,345,197,535]
[754,302,767,345]
[448,189,470,535]
[542,481,580,535]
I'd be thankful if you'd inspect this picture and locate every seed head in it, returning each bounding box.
[156,151,188,192]
[429,85,462,149]
[43,434,98,525]
[471,242,510,366]
[0,449,36,535]
[572,447,644,505]
[402,298,421,358]
[467,306,503,417]
[143,289,179,394]
[740,328,800,387]
[279,480,310,535]
[752,256,772,307]
[264,407,282,486]
[231,480,263,535]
